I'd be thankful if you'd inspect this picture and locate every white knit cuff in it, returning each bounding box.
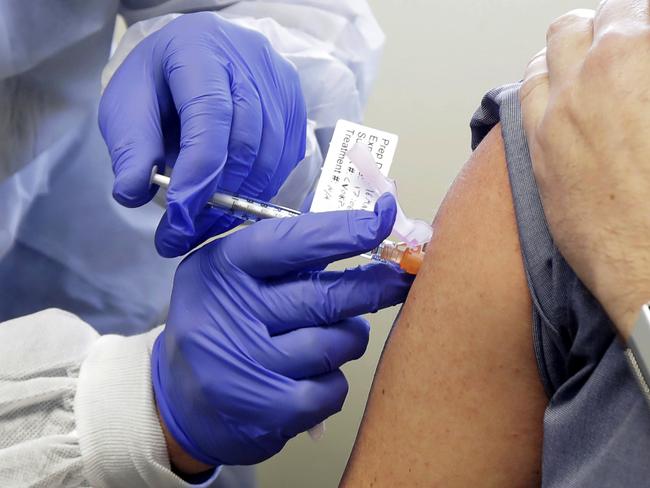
[75,326,219,487]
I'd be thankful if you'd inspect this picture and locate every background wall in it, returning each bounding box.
[258,0,595,486]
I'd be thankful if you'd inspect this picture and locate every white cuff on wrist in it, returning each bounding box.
[75,326,218,487]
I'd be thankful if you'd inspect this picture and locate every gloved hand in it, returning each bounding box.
[99,12,307,258]
[153,194,414,468]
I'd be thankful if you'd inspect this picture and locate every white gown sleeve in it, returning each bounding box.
[106,1,384,210]
[0,309,218,488]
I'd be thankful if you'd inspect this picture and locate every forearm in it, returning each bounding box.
[159,413,213,475]
[0,309,208,487]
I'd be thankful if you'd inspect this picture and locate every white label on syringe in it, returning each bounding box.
[310,120,399,213]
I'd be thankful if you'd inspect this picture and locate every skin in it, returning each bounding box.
[160,413,212,475]
[340,126,547,487]
[521,0,650,338]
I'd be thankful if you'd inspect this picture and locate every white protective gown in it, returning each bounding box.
[0,1,383,486]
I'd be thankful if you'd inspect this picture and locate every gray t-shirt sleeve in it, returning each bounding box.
[470,83,650,487]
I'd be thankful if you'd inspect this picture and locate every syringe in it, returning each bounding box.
[150,168,426,274]
[150,169,300,222]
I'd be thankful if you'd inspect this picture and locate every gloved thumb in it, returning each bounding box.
[221,193,398,278]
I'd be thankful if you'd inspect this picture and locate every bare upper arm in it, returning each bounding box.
[340,126,547,487]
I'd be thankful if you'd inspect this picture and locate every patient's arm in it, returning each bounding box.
[341,126,547,487]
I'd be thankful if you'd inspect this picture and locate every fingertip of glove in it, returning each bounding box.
[345,194,397,254]
[155,222,191,258]
[112,186,152,209]
[347,317,371,358]
[371,193,398,242]
[155,240,181,258]
[358,262,415,305]
[112,169,158,208]
[374,192,397,217]
[384,265,415,304]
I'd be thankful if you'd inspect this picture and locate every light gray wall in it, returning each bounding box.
[258,0,595,486]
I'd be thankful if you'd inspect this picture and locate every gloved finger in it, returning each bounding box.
[280,370,349,438]
[254,317,370,379]
[521,49,549,145]
[236,76,285,200]
[263,263,414,335]
[255,51,307,202]
[155,70,264,256]
[594,0,649,37]
[155,206,241,255]
[192,210,241,242]
[154,48,234,257]
[98,36,164,208]
[213,71,263,196]
[221,193,398,278]
[546,10,595,85]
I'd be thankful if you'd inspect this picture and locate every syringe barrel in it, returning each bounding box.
[150,169,301,222]
[208,193,301,221]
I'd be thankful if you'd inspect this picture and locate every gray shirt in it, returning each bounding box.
[471,84,650,487]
